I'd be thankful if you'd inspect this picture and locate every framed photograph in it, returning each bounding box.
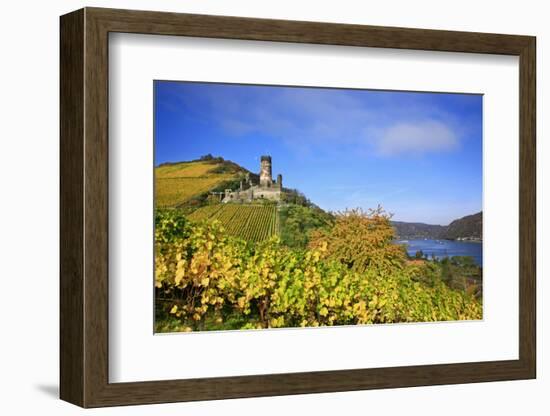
[60,7,536,407]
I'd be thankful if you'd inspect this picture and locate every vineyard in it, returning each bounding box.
[154,208,483,333]
[188,204,279,242]
[155,161,241,207]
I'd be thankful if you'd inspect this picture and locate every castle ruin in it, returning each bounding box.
[221,155,283,203]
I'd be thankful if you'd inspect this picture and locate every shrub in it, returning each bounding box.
[308,207,407,272]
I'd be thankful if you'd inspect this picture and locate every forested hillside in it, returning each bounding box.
[391,221,446,239]
[442,212,482,240]
[392,212,482,240]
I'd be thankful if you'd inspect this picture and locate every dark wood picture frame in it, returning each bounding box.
[60,7,536,408]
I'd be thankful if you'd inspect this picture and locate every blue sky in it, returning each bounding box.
[154,81,482,225]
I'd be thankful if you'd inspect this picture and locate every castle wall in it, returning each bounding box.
[220,155,283,203]
[253,188,281,201]
[222,185,281,203]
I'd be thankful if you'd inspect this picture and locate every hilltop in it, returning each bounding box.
[155,155,257,208]
[443,211,482,240]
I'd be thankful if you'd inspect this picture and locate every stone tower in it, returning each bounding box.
[259,155,273,187]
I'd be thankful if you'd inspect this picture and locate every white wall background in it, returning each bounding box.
[0,0,545,414]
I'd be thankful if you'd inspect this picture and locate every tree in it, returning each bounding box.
[309,206,407,272]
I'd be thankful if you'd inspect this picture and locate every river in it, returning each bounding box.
[396,239,483,266]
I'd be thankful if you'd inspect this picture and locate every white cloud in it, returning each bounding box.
[167,84,465,158]
[374,120,459,156]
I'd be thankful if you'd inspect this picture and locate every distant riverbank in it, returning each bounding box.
[396,239,483,266]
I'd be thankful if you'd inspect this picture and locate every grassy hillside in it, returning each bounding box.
[155,159,247,208]
[188,204,279,242]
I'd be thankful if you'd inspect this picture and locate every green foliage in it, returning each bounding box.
[155,208,482,332]
[438,256,482,297]
[155,209,190,245]
[279,204,334,249]
[281,188,312,207]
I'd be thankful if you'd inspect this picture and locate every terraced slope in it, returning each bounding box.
[155,160,241,207]
[188,204,279,242]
